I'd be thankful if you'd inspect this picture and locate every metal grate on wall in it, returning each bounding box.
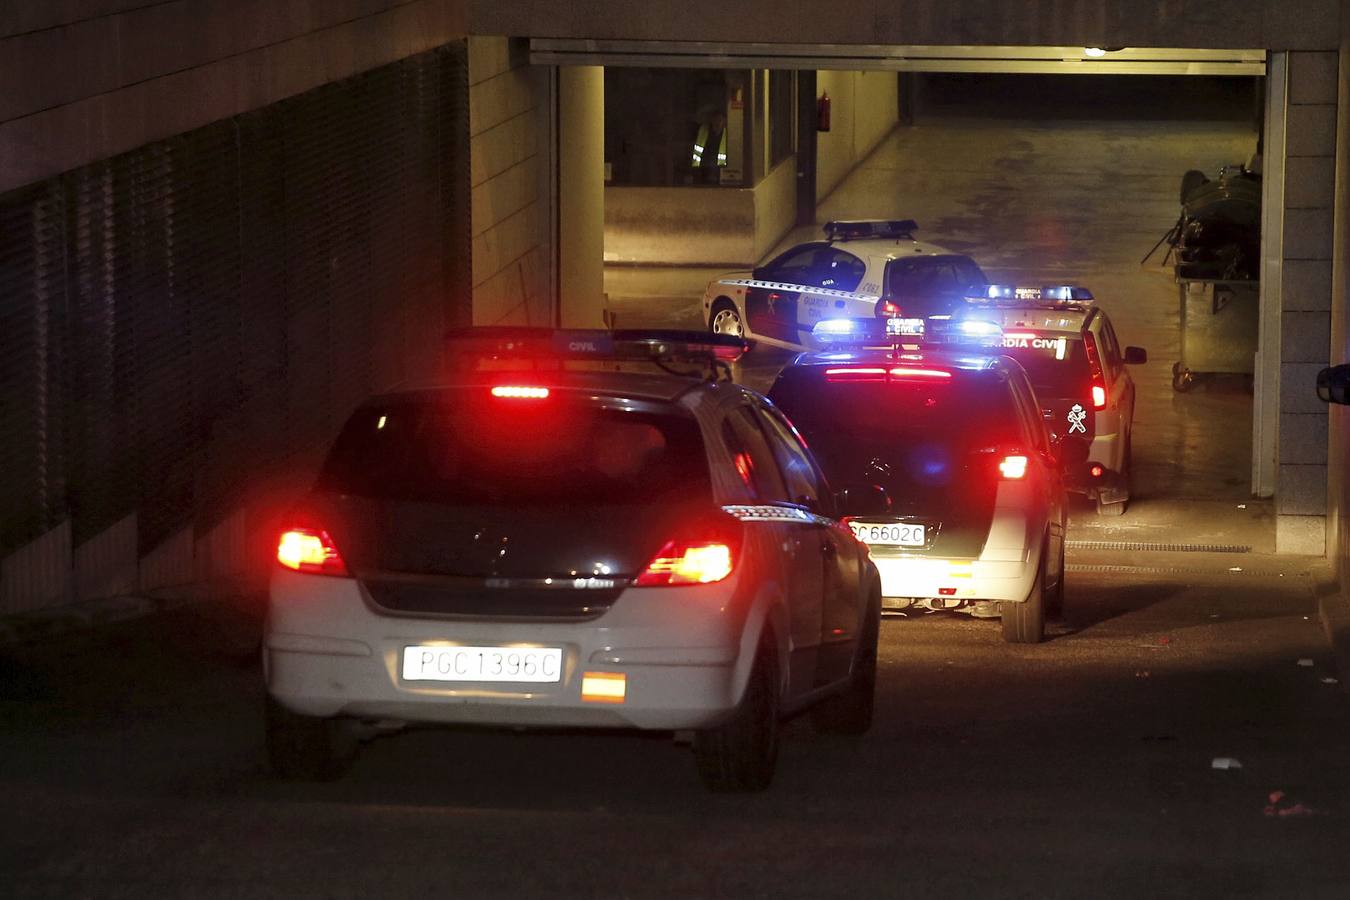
[0,43,470,559]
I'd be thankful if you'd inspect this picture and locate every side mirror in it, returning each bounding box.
[1053,434,1092,468]
[1317,364,1350,404]
[835,483,891,517]
[1124,346,1148,365]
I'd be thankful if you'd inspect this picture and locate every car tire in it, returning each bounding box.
[709,299,744,338]
[694,630,780,792]
[1096,493,1126,517]
[811,587,880,736]
[1001,551,1046,644]
[265,696,357,781]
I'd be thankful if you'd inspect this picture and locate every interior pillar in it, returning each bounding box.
[557,65,606,328]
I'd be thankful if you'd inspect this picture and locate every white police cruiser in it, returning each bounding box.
[703,220,986,350]
[766,316,1085,643]
[954,285,1147,516]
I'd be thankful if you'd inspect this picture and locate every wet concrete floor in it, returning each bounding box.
[605,113,1269,550]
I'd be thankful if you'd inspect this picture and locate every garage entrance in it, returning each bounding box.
[532,41,1288,550]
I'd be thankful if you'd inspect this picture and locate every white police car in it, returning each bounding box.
[264,329,882,791]
[766,318,1083,643]
[703,220,986,350]
[956,286,1147,516]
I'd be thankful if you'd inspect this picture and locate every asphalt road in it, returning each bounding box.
[3,553,1349,898]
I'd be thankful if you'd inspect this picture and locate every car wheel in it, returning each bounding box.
[811,587,880,736]
[265,696,357,781]
[709,299,744,338]
[694,629,780,792]
[1096,493,1126,517]
[1001,551,1046,644]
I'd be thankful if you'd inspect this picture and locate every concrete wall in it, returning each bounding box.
[0,0,468,195]
[1278,50,1341,553]
[559,66,607,327]
[469,36,553,326]
[816,69,900,202]
[753,158,800,259]
[606,185,757,265]
[605,156,797,266]
[472,0,1339,51]
[1331,9,1350,579]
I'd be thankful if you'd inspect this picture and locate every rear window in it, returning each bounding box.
[316,390,711,506]
[994,335,1091,399]
[886,256,985,297]
[768,369,1021,487]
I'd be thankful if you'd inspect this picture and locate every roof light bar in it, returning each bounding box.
[957,319,1002,337]
[823,219,919,241]
[443,327,751,379]
[965,284,1095,305]
[812,317,886,345]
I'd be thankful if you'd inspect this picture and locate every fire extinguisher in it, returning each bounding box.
[817,92,832,132]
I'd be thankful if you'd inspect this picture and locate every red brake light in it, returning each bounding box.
[1083,332,1106,409]
[877,300,901,317]
[491,385,550,399]
[825,366,951,383]
[635,516,741,586]
[889,367,951,379]
[825,367,888,383]
[277,527,350,577]
[1090,463,1105,478]
[999,455,1029,480]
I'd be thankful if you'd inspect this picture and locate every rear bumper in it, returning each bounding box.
[1066,438,1127,501]
[870,555,1035,604]
[264,570,757,731]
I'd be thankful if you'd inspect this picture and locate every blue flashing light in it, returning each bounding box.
[958,319,1003,337]
[814,318,865,337]
[966,283,1094,304]
[812,317,884,345]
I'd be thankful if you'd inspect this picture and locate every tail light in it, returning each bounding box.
[1083,332,1107,409]
[876,300,901,317]
[825,366,951,383]
[889,366,951,379]
[825,367,888,383]
[998,454,1029,480]
[277,526,350,577]
[492,385,550,399]
[635,516,741,586]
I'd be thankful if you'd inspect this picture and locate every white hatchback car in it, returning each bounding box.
[265,329,881,791]
[703,219,987,351]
